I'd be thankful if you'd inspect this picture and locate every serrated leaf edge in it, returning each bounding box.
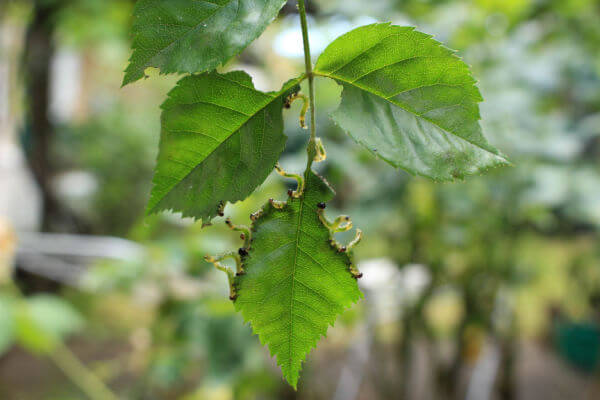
[122,0,288,86]
[314,23,511,181]
[146,73,305,221]
[233,170,363,388]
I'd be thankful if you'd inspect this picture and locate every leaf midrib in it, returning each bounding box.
[151,85,280,214]
[323,30,407,75]
[137,0,230,73]
[313,71,503,159]
[287,195,305,376]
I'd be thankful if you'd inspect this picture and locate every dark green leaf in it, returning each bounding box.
[148,71,301,221]
[123,0,287,85]
[235,170,363,388]
[315,23,509,181]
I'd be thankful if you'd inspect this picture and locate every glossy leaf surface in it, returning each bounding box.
[123,0,287,85]
[315,23,509,180]
[148,71,300,221]
[235,171,363,388]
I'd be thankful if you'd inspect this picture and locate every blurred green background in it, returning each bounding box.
[1,0,600,399]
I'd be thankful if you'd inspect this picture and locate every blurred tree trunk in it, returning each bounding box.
[439,286,476,400]
[23,0,59,231]
[22,0,90,233]
[398,279,437,400]
[497,335,516,400]
[496,310,517,400]
[399,313,414,399]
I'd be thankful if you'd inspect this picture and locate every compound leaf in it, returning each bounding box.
[315,23,509,181]
[123,0,288,86]
[148,71,300,221]
[235,170,363,388]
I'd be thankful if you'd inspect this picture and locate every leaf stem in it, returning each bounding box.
[6,282,118,400]
[49,342,119,400]
[297,0,317,172]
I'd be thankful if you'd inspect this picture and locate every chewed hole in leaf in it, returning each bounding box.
[232,171,363,388]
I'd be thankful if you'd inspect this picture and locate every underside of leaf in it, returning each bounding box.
[234,170,363,388]
[315,23,509,181]
[123,0,288,86]
[148,71,301,222]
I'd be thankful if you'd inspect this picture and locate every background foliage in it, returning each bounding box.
[1,0,600,399]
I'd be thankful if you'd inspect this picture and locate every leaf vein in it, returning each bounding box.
[320,73,500,157]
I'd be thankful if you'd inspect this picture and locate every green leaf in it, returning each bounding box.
[122,0,287,86]
[16,295,84,354]
[26,295,84,340]
[235,170,363,388]
[315,23,509,181]
[148,71,301,221]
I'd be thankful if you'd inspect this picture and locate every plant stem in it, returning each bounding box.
[297,0,317,172]
[49,342,119,400]
[7,282,118,400]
